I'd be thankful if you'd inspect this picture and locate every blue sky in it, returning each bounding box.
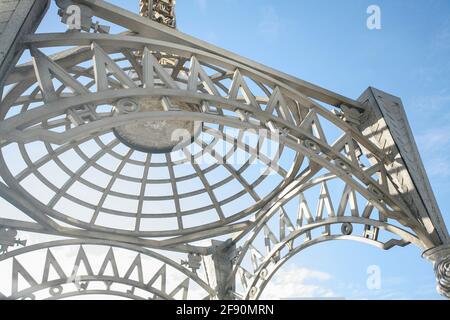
[174,0,450,299]
[10,0,450,299]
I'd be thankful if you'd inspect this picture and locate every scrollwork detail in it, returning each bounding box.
[435,256,450,299]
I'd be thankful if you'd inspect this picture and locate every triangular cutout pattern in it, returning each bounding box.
[187,56,220,96]
[31,47,89,102]
[92,42,137,91]
[42,249,67,283]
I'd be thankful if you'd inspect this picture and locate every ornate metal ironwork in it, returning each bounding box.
[140,0,176,28]
[0,0,448,300]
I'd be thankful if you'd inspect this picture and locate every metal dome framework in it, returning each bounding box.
[0,0,449,300]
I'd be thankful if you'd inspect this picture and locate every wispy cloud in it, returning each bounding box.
[431,16,450,52]
[260,265,335,299]
[423,156,450,178]
[195,0,207,14]
[341,276,410,300]
[417,127,450,151]
[411,93,450,111]
[416,126,450,177]
[258,6,282,39]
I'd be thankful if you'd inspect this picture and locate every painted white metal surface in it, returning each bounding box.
[0,0,448,300]
[0,0,50,87]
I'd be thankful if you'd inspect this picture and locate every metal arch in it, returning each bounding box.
[0,35,437,256]
[227,174,423,300]
[44,290,149,300]
[0,32,395,169]
[0,35,438,292]
[239,231,412,300]
[3,32,383,157]
[1,102,424,242]
[0,239,215,300]
[1,41,419,199]
[233,170,423,247]
[11,276,177,300]
[0,33,384,158]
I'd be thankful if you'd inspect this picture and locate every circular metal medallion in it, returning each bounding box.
[113,96,202,153]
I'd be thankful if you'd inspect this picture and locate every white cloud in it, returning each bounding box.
[260,265,335,300]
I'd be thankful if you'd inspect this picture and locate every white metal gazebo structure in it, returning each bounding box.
[0,0,449,300]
